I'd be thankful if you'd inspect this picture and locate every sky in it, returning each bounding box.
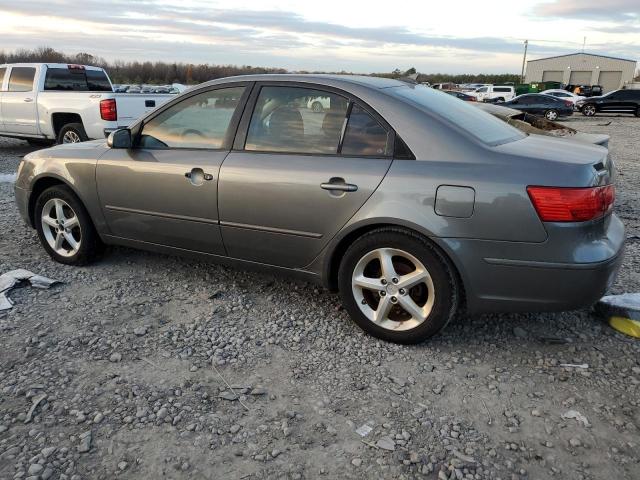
[0,0,638,73]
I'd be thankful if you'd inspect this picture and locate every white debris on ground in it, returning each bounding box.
[0,269,59,310]
[0,173,16,183]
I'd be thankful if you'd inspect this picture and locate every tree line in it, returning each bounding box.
[2,47,536,85]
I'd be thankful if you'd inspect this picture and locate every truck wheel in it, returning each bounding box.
[34,185,102,265]
[57,123,88,144]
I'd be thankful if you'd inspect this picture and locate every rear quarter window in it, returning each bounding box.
[86,70,113,91]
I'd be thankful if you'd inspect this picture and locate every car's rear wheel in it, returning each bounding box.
[57,123,88,144]
[311,101,323,113]
[635,107,640,118]
[544,109,559,121]
[496,97,505,103]
[34,185,102,265]
[338,228,458,344]
[582,105,596,117]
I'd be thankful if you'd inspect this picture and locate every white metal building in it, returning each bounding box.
[524,53,637,92]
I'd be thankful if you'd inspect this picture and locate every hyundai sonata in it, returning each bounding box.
[14,75,624,343]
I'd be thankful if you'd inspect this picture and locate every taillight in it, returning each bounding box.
[100,98,117,121]
[564,101,573,107]
[527,185,615,222]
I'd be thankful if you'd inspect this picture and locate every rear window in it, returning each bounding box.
[8,67,36,92]
[494,87,512,92]
[44,67,112,92]
[391,85,524,146]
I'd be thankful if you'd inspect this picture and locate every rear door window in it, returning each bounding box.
[245,86,349,154]
[8,67,36,92]
[341,105,391,157]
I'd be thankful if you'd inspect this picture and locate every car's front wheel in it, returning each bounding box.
[34,185,102,265]
[544,109,559,121]
[338,228,458,344]
[582,104,596,117]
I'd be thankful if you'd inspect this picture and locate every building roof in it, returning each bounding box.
[528,52,636,64]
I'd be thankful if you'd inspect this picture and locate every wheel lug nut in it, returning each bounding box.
[361,299,367,305]
[380,291,386,297]
[381,279,387,285]
[399,288,406,295]
[390,296,398,303]
[392,278,399,284]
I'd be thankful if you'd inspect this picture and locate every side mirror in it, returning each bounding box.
[107,128,132,149]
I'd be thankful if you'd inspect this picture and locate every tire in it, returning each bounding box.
[311,101,323,113]
[582,104,596,117]
[496,97,505,103]
[57,123,88,144]
[338,227,458,344]
[34,185,102,265]
[544,109,559,121]
[635,107,640,118]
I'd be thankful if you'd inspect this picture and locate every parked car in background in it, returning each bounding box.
[0,63,175,144]
[577,89,640,117]
[467,85,515,102]
[14,75,622,344]
[567,85,603,97]
[459,83,491,92]
[474,103,610,147]
[540,89,585,108]
[502,94,574,120]
[307,95,331,112]
[443,90,476,101]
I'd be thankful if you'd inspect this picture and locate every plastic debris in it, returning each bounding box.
[559,363,589,369]
[561,410,591,427]
[355,424,373,437]
[0,269,59,311]
[596,293,640,339]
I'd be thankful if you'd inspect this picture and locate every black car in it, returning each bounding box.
[577,89,640,117]
[502,94,574,120]
[443,90,476,101]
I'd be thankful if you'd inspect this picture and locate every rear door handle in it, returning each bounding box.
[320,178,358,192]
[24,98,34,103]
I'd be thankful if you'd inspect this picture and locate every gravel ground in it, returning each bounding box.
[1,115,639,480]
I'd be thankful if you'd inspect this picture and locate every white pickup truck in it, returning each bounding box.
[467,85,515,103]
[0,63,176,145]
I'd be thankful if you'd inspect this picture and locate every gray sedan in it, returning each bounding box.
[14,75,624,343]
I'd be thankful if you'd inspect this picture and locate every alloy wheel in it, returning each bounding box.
[583,105,596,116]
[62,130,82,143]
[41,198,82,257]
[545,110,558,121]
[351,248,435,331]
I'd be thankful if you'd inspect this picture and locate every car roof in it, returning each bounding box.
[199,74,408,91]
[0,63,104,71]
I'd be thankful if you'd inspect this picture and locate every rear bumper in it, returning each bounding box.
[441,214,625,314]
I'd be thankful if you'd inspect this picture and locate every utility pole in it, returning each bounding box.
[582,36,586,53]
[520,40,528,84]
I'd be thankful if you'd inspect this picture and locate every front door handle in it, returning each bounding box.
[185,168,213,185]
[321,177,358,192]
[24,98,34,103]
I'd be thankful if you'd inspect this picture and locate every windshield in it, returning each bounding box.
[390,84,525,146]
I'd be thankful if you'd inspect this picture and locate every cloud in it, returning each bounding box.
[533,0,640,21]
